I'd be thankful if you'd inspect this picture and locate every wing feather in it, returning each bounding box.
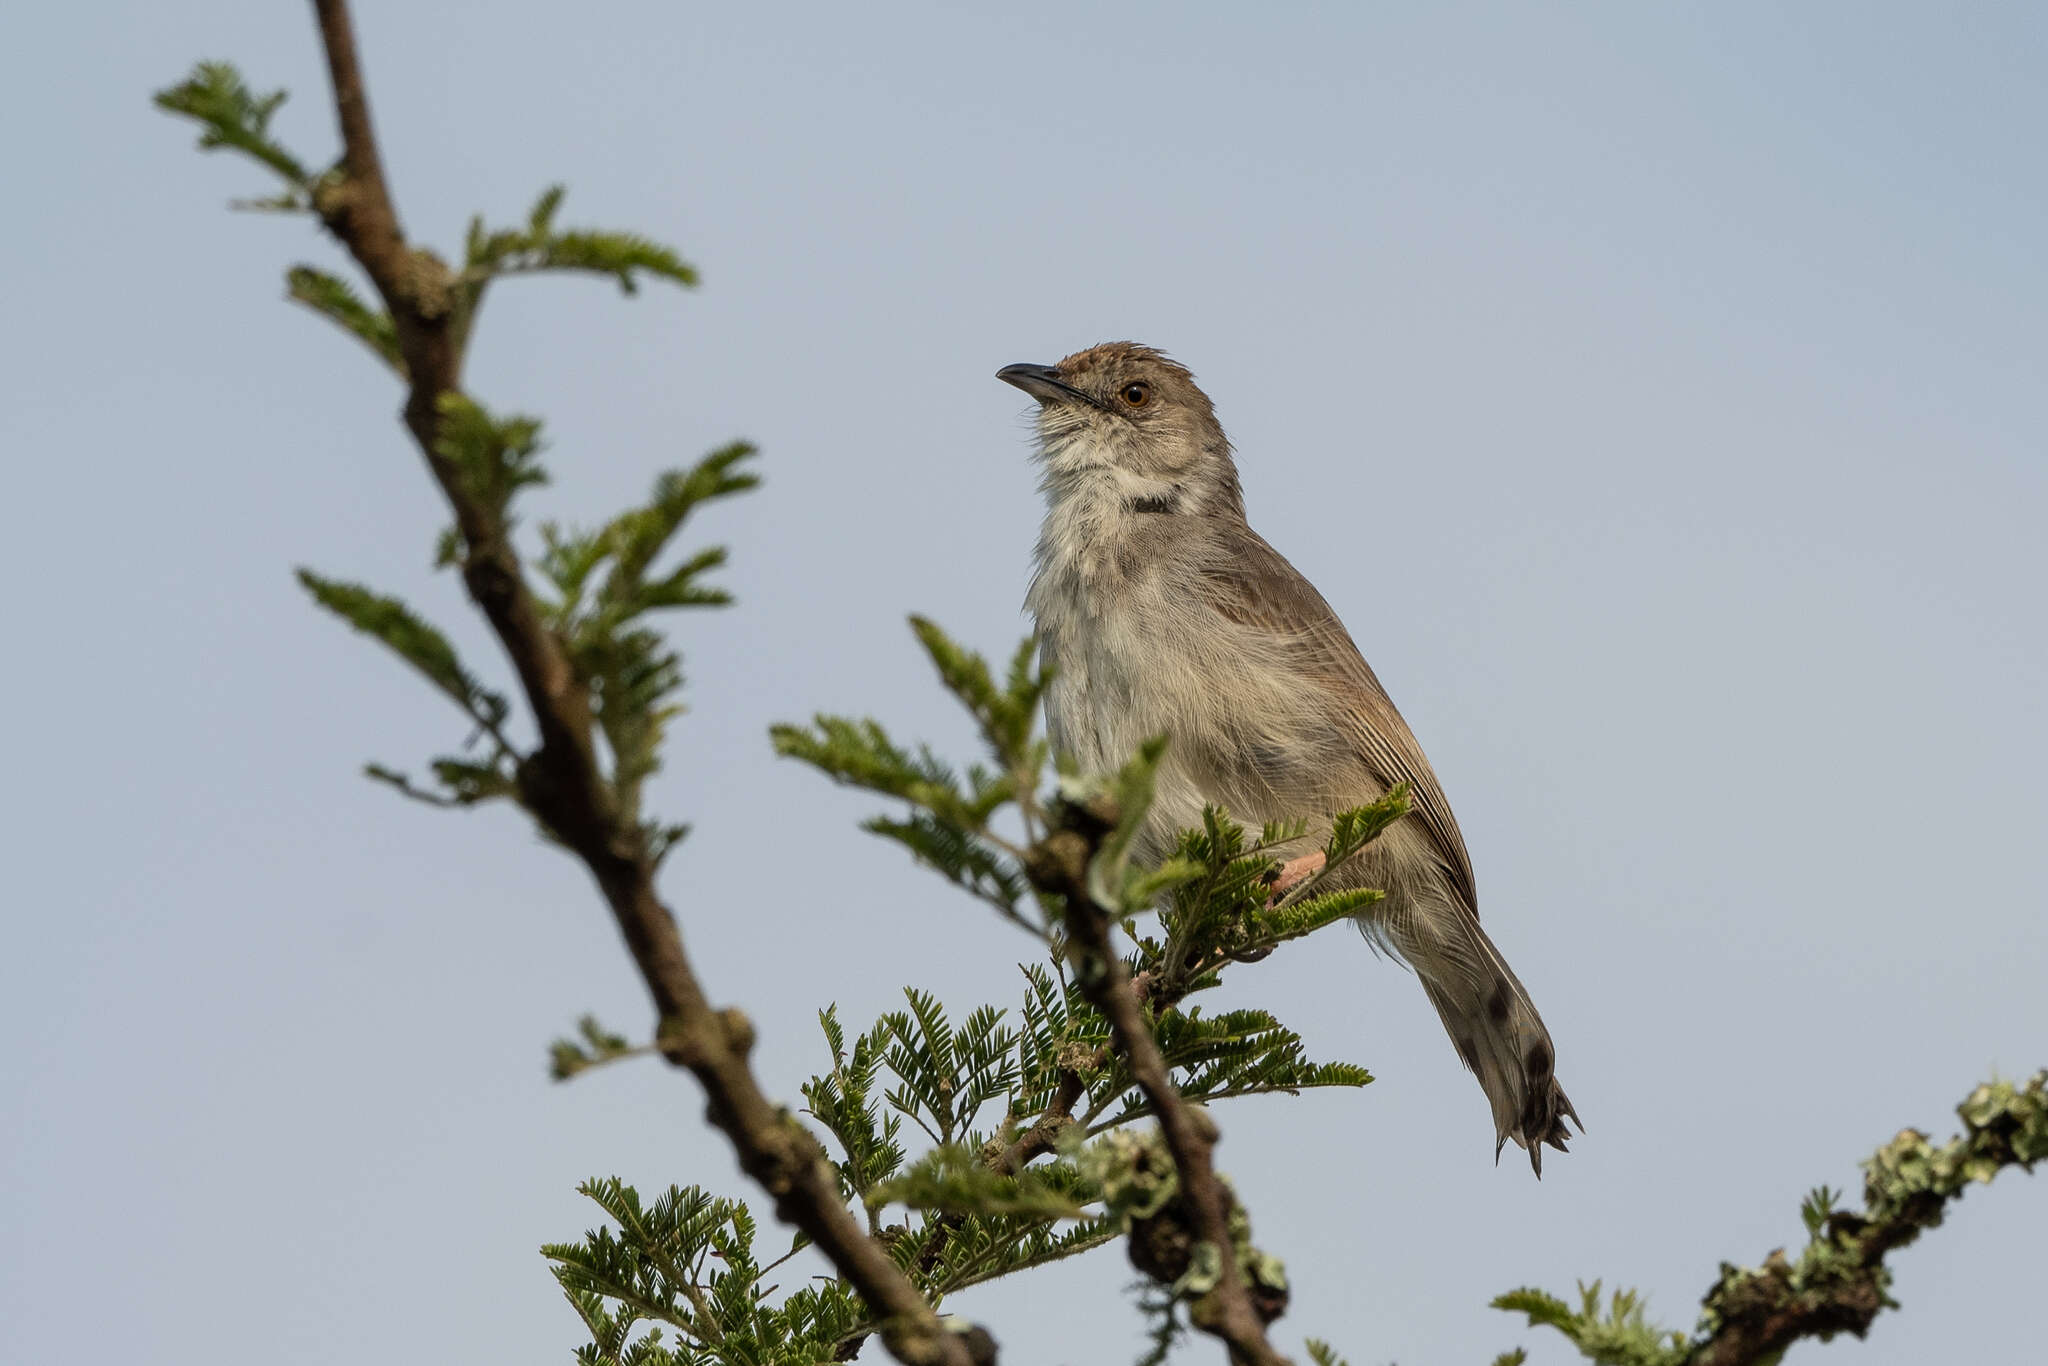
[1191,523,1479,911]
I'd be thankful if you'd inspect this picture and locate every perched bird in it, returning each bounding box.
[999,341,1578,1172]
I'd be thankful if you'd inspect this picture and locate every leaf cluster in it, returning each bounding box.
[550,1015,646,1082]
[545,1179,865,1366]
[158,63,697,374]
[554,622,1399,1363]
[295,437,751,842]
[770,621,1384,1125]
[293,569,520,808]
[530,444,759,837]
[1492,1283,1687,1366]
[158,61,738,865]
[800,992,1119,1298]
[1303,1341,1356,1366]
[770,621,1050,933]
[466,183,697,295]
[153,62,311,199]
[535,622,1392,1358]
[1128,792,1410,1013]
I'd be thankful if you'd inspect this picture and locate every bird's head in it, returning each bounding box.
[998,342,1239,511]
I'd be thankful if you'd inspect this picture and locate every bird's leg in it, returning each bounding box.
[1228,851,1332,965]
[1265,850,1326,903]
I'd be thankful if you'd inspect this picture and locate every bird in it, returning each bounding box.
[999,341,1578,1173]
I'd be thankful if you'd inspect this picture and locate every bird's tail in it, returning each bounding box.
[1388,904,1579,1174]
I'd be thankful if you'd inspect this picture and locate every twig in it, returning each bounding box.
[913,1066,1090,1280]
[300,5,975,1362]
[1001,1068,1088,1173]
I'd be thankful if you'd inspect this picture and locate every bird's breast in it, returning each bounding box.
[1028,495,1376,859]
[1028,504,1258,847]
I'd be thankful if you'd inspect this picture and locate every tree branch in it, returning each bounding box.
[308,0,406,296]
[1498,1070,2046,1366]
[1684,1072,2046,1366]
[1001,1068,1088,1173]
[300,4,976,1362]
[912,1066,1089,1283]
[1026,815,1292,1366]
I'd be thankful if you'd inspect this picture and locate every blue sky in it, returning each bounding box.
[5,4,2044,1364]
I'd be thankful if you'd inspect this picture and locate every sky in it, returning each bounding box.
[4,3,2045,1364]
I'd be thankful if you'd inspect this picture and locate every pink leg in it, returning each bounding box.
[1266,850,1326,903]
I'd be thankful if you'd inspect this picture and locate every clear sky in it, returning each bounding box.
[5,3,2044,1363]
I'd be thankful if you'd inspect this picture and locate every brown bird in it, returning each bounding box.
[1001,341,1578,1172]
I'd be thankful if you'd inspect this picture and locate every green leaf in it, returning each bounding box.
[547,1178,871,1365]
[867,1144,1089,1220]
[907,618,1048,774]
[1323,785,1411,870]
[433,393,548,519]
[154,61,310,188]
[427,755,518,803]
[1305,1340,1352,1366]
[1011,962,1107,1120]
[295,568,506,728]
[1799,1184,1840,1238]
[592,445,757,619]
[771,716,978,826]
[286,265,403,373]
[549,1015,642,1081]
[1064,734,1169,910]
[803,1006,907,1199]
[879,990,968,1144]
[465,184,697,294]
[1097,1006,1371,1129]
[1492,1287,1575,1331]
[529,183,566,235]
[1490,1282,1685,1366]
[920,1209,1121,1300]
[1122,856,1207,909]
[864,813,1028,915]
[1244,886,1384,948]
[520,448,754,829]
[362,756,518,810]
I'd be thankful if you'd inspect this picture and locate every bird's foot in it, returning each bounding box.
[1264,850,1326,904]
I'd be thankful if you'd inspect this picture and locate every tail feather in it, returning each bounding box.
[1387,903,1579,1175]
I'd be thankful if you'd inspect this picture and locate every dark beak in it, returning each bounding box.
[997,362,1098,408]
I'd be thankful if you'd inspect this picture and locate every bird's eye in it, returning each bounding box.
[1120,382,1151,407]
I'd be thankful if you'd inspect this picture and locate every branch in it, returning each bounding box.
[1026,804,1293,1366]
[307,0,410,306]
[912,1066,1089,1282]
[1492,1072,2046,1366]
[1684,1071,2047,1366]
[1001,1068,1088,1173]
[298,5,977,1362]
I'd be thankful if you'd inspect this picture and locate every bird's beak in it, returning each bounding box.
[997,362,1097,407]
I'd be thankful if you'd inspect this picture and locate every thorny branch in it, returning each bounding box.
[300,4,979,1362]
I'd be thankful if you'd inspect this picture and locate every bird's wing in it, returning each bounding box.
[1190,522,1479,910]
